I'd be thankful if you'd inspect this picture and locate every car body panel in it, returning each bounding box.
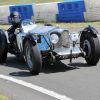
[17,19,68,52]
[6,19,100,61]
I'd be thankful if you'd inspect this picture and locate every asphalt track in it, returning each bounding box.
[0,53,100,100]
[0,28,100,100]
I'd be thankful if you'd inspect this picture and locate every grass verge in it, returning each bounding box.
[51,21,100,28]
[0,0,60,5]
[0,21,100,30]
[0,94,11,100]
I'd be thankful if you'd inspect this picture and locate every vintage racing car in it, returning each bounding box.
[0,19,100,75]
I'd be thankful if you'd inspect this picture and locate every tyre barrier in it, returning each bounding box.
[0,0,100,24]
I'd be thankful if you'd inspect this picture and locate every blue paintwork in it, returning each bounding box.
[38,35,50,51]
[30,25,64,51]
[30,26,58,35]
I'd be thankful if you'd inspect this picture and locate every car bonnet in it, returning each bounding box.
[30,26,59,35]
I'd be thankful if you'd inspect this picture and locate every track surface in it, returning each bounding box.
[0,28,100,100]
[0,53,100,100]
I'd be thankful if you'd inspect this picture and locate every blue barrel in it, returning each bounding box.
[9,4,34,20]
[57,0,85,22]
[56,12,85,22]
[58,0,86,14]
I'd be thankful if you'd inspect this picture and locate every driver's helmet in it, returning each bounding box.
[9,11,21,24]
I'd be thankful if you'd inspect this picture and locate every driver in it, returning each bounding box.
[7,11,21,43]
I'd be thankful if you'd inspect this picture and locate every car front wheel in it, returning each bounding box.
[24,40,42,75]
[0,29,7,63]
[81,33,100,65]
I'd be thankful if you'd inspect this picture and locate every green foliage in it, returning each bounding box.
[0,94,11,100]
[0,22,100,30]
[0,0,60,5]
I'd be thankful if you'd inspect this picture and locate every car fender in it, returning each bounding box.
[23,34,36,53]
[81,25,100,43]
[80,25,100,57]
[0,29,9,43]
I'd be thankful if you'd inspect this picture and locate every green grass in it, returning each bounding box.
[0,0,60,5]
[34,0,59,3]
[0,21,100,30]
[52,21,100,28]
[0,94,11,100]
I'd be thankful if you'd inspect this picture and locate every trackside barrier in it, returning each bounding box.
[0,5,10,24]
[9,4,34,20]
[34,2,59,22]
[84,0,100,21]
[57,0,86,22]
[0,0,100,24]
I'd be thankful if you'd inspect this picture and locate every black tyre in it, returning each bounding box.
[0,29,7,63]
[80,33,100,65]
[44,23,52,26]
[24,40,42,75]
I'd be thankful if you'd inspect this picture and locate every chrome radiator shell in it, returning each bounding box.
[53,31,70,48]
[54,46,82,56]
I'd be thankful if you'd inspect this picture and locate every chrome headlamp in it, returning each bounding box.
[70,32,79,42]
[50,33,60,44]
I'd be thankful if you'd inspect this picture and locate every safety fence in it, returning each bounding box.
[0,0,100,24]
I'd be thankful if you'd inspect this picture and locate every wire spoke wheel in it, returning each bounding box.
[83,40,91,58]
[80,33,100,65]
[0,29,7,63]
[24,40,42,75]
[26,46,33,69]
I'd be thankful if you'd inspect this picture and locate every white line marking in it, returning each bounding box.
[0,74,73,100]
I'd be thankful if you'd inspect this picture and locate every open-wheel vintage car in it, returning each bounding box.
[0,19,100,75]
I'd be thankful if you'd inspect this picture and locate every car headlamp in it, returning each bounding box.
[70,32,79,42]
[50,33,59,44]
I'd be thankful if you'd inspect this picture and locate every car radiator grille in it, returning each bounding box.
[54,32,70,49]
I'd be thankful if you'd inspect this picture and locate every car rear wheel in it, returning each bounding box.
[80,33,100,65]
[0,29,7,63]
[24,40,42,75]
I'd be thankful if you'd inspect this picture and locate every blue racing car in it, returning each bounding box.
[0,18,100,75]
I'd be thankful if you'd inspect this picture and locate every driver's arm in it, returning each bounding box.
[7,23,20,35]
